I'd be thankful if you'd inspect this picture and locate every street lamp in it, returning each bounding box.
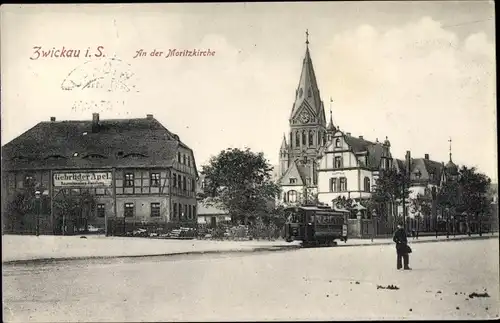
[35,190,41,236]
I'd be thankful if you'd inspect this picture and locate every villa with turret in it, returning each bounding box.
[277,32,460,236]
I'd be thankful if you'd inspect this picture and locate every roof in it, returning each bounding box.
[278,159,309,186]
[344,134,387,169]
[290,46,325,123]
[2,116,192,171]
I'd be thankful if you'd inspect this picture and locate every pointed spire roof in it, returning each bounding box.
[280,133,287,150]
[290,31,324,123]
[445,137,458,175]
[327,97,336,132]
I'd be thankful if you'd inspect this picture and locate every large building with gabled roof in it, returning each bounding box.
[2,113,198,234]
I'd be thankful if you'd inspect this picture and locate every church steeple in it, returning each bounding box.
[290,30,325,125]
[280,133,287,150]
[327,97,336,132]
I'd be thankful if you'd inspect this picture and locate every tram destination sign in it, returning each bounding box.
[53,172,112,187]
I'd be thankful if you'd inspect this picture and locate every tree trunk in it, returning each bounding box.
[478,213,482,237]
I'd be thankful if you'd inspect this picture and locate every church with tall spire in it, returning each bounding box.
[278,30,336,204]
[277,31,461,235]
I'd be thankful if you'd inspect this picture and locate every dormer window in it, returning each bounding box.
[414,170,422,179]
[335,138,341,148]
[290,178,297,184]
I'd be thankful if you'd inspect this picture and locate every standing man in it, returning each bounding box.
[393,223,411,270]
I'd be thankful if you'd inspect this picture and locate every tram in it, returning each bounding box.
[283,205,349,247]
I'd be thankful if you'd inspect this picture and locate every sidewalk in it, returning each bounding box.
[2,233,497,264]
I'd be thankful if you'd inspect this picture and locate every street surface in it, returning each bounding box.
[3,239,499,322]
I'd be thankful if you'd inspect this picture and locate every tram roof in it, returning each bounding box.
[284,205,350,213]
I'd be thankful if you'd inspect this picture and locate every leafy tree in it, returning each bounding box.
[372,168,411,227]
[201,148,281,225]
[457,166,491,236]
[5,180,50,233]
[53,190,97,234]
[301,189,319,205]
[409,193,432,231]
[333,196,355,218]
[436,180,460,235]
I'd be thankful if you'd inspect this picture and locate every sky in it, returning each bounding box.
[1,2,496,181]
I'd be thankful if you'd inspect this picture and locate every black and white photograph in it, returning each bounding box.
[1,2,498,321]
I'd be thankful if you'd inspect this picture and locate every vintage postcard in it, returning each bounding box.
[1,2,498,322]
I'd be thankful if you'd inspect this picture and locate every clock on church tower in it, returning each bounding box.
[299,111,311,123]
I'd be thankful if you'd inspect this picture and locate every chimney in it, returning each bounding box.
[50,117,56,122]
[346,132,351,136]
[92,113,100,133]
[425,153,429,160]
[359,136,364,140]
[405,150,411,173]
[146,114,154,120]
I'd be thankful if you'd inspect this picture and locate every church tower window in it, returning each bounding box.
[302,131,306,146]
[289,132,292,148]
[295,131,300,147]
[308,130,314,146]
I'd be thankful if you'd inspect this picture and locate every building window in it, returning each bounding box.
[183,176,187,191]
[187,156,191,167]
[193,205,197,218]
[335,138,341,148]
[289,133,293,148]
[97,204,105,218]
[340,177,347,191]
[150,203,160,217]
[306,178,311,185]
[308,130,314,146]
[177,174,182,189]
[302,131,306,145]
[364,177,371,192]
[150,173,160,187]
[173,173,177,188]
[329,178,337,192]
[201,180,205,189]
[334,156,342,169]
[188,205,192,219]
[184,205,188,219]
[290,178,297,184]
[178,152,181,163]
[124,173,134,187]
[287,190,297,203]
[173,203,178,219]
[192,179,196,192]
[124,203,134,217]
[183,154,186,165]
